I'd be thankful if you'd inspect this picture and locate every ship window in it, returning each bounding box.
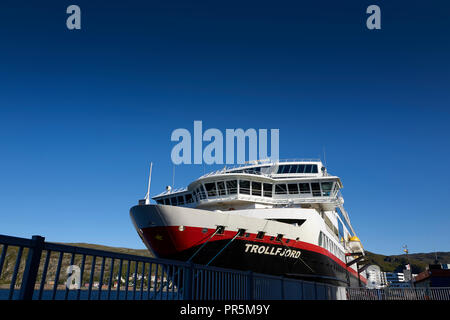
[185,194,193,203]
[164,198,170,205]
[336,207,354,237]
[177,196,184,205]
[299,183,311,194]
[263,183,272,197]
[311,183,321,197]
[298,164,306,173]
[251,181,262,196]
[156,199,164,204]
[205,183,217,197]
[226,180,237,194]
[288,183,299,194]
[244,167,261,174]
[198,185,207,200]
[199,188,205,200]
[256,231,265,239]
[321,182,333,196]
[277,165,289,174]
[239,180,250,195]
[312,165,318,173]
[289,165,298,173]
[275,184,287,194]
[217,181,226,196]
[304,164,313,173]
[170,197,178,205]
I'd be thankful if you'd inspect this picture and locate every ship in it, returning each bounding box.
[130,159,367,287]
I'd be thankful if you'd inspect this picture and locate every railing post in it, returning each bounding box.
[19,235,45,300]
[246,271,254,300]
[183,262,193,300]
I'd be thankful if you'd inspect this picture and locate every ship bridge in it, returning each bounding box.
[152,160,343,212]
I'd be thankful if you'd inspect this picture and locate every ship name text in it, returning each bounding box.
[244,244,301,258]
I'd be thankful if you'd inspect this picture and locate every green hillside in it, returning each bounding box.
[364,251,450,274]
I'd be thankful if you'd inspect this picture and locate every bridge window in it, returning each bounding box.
[321,182,333,196]
[275,184,287,194]
[177,196,185,205]
[263,183,272,197]
[205,183,217,197]
[288,183,299,194]
[251,181,262,196]
[278,164,318,174]
[164,198,170,205]
[217,181,226,196]
[299,183,311,194]
[197,185,207,200]
[170,197,178,205]
[185,194,193,203]
[226,180,237,194]
[156,199,164,204]
[311,183,321,197]
[239,180,250,195]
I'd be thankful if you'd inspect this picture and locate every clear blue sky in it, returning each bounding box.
[0,1,449,255]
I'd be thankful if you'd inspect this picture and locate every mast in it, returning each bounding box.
[145,162,153,205]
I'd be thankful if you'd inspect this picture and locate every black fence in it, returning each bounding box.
[0,234,345,300]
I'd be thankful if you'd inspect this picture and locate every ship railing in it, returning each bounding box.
[199,168,272,179]
[0,233,347,300]
[193,190,340,205]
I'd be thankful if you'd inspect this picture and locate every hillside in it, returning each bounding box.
[364,251,450,274]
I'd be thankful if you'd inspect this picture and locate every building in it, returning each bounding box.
[414,264,450,288]
[366,265,387,288]
[384,270,417,287]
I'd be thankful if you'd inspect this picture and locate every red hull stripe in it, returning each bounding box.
[141,226,367,284]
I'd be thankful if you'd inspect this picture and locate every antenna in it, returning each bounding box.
[145,162,153,205]
[172,165,175,189]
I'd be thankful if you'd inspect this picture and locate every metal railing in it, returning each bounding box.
[347,287,450,300]
[0,234,343,300]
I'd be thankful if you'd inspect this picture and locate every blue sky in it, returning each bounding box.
[0,1,449,255]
